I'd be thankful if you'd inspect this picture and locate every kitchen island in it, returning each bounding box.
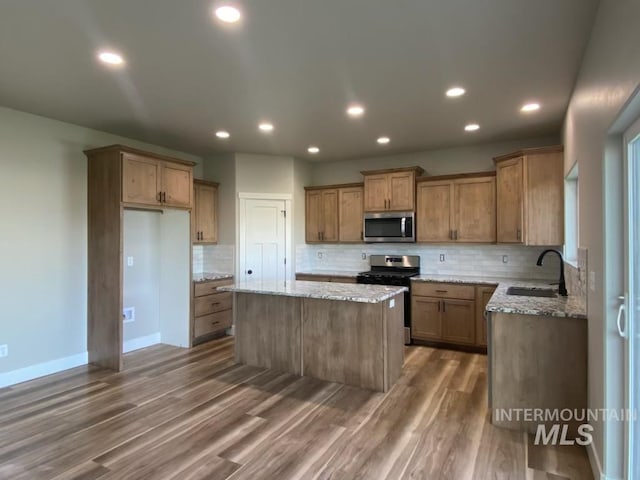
[219,280,406,392]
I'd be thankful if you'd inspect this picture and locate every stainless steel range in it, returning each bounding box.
[357,255,420,344]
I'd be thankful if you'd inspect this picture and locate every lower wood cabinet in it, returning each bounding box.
[411,281,495,349]
[192,277,233,344]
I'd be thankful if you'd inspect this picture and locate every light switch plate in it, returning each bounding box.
[389,299,395,308]
[127,256,134,267]
[0,344,7,358]
[439,254,445,262]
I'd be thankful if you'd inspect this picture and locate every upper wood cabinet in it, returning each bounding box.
[361,167,424,212]
[121,150,193,209]
[339,185,364,242]
[494,146,564,245]
[305,183,363,243]
[306,188,339,242]
[193,180,218,244]
[416,173,496,243]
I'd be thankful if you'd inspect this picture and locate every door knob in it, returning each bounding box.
[247,270,253,275]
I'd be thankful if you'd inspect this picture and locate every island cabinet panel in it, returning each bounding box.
[303,299,384,391]
[235,293,302,375]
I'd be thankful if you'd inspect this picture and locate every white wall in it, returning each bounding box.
[310,136,559,185]
[123,211,160,343]
[0,105,201,379]
[562,0,640,477]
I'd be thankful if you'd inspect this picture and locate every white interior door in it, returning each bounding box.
[623,117,640,479]
[240,197,288,283]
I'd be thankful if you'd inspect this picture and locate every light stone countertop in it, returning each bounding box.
[219,280,407,304]
[411,274,586,319]
[193,272,234,283]
[296,270,362,278]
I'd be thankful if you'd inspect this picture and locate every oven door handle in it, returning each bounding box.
[400,217,406,237]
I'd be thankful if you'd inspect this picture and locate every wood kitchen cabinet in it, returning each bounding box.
[192,277,233,344]
[494,146,564,245]
[339,185,364,242]
[193,180,218,244]
[361,167,424,212]
[296,273,357,283]
[85,144,196,371]
[411,282,479,348]
[122,151,193,209]
[305,183,363,243]
[416,172,496,243]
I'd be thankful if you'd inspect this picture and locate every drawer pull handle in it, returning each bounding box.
[211,302,220,306]
[211,321,220,325]
[435,290,448,293]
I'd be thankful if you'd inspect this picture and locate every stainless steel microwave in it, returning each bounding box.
[363,211,415,243]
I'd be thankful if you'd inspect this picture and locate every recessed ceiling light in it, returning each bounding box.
[346,104,365,117]
[377,137,390,144]
[215,130,230,139]
[258,122,274,132]
[97,51,124,66]
[308,146,319,154]
[464,124,480,132]
[521,102,541,113]
[446,87,466,97]
[214,5,241,23]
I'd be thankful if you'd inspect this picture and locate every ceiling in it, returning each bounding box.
[0,0,599,160]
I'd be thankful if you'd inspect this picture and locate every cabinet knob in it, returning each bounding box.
[247,269,253,275]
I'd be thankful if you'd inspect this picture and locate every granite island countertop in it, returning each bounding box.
[219,280,406,304]
[411,274,586,319]
[193,272,234,283]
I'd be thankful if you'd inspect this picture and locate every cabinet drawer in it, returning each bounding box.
[194,292,232,316]
[411,282,475,300]
[194,310,232,338]
[194,278,233,297]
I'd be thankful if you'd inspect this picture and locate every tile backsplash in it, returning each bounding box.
[565,247,588,308]
[192,244,235,275]
[296,243,563,280]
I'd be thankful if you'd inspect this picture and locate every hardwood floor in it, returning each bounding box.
[0,338,593,479]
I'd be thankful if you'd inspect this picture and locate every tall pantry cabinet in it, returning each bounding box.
[86,145,195,371]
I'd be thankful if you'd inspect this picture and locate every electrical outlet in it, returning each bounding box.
[123,307,135,323]
[439,254,445,262]
[317,252,324,259]
[502,255,509,264]
[589,271,596,292]
[361,253,367,260]
[127,256,134,267]
[0,344,7,358]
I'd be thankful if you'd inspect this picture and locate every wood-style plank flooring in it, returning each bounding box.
[0,338,593,479]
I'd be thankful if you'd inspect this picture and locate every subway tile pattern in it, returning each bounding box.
[565,247,588,312]
[296,244,561,280]
[192,244,235,275]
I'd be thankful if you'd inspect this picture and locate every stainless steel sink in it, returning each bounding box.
[506,286,556,298]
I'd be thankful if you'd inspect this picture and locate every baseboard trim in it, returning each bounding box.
[0,351,88,388]
[587,441,605,480]
[123,333,161,353]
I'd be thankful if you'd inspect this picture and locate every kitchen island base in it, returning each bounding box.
[233,290,404,392]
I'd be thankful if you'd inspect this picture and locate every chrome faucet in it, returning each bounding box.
[536,249,567,296]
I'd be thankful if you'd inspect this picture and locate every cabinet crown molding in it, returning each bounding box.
[493,145,563,164]
[84,144,197,167]
[304,182,363,191]
[416,171,496,183]
[194,178,220,187]
[360,166,425,176]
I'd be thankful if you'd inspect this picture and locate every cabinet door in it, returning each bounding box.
[363,174,389,212]
[441,299,476,345]
[496,157,524,243]
[321,189,339,242]
[453,176,496,243]
[162,162,193,208]
[525,152,564,246]
[411,296,442,341]
[305,190,323,242]
[416,181,452,242]
[475,286,496,346]
[339,186,364,242]
[388,171,415,211]
[122,153,161,205]
[194,183,217,243]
